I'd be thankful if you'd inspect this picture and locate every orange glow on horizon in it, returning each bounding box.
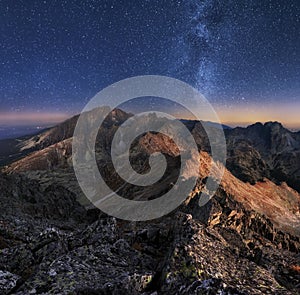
[0,112,69,125]
[214,102,300,129]
[0,102,299,130]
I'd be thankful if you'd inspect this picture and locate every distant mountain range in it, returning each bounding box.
[0,125,52,140]
[1,108,300,196]
[1,107,300,231]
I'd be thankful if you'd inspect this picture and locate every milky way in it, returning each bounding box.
[176,0,300,106]
[0,0,299,118]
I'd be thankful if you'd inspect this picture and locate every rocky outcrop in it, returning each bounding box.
[154,213,299,294]
[5,139,73,173]
[0,170,299,294]
[226,140,270,184]
[225,122,300,192]
[0,174,86,223]
[0,271,20,294]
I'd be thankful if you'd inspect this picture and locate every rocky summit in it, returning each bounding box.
[0,109,299,294]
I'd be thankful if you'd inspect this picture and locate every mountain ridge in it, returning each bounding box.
[1,108,300,235]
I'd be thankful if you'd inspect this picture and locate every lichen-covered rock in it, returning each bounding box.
[157,213,298,295]
[0,270,20,294]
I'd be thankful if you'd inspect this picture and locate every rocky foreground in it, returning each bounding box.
[0,173,299,295]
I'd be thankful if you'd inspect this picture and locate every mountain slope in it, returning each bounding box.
[0,170,299,294]
[225,122,300,192]
[2,113,300,234]
[3,115,300,237]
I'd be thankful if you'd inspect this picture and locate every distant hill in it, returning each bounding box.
[1,109,300,196]
[0,125,47,140]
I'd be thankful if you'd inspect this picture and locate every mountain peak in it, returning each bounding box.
[264,121,284,129]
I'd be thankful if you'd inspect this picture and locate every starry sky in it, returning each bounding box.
[0,0,299,128]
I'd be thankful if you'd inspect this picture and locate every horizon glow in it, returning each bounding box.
[0,112,69,126]
[0,101,299,131]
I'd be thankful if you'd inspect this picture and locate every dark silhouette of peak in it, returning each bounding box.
[226,120,300,193]
[248,122,264,128]
[264,121,284,128]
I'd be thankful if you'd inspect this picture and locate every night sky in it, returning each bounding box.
[0,0,299,127]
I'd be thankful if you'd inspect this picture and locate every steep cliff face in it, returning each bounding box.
[227,122,300,155]
[225,122,300,192]
[183,151,300,238]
